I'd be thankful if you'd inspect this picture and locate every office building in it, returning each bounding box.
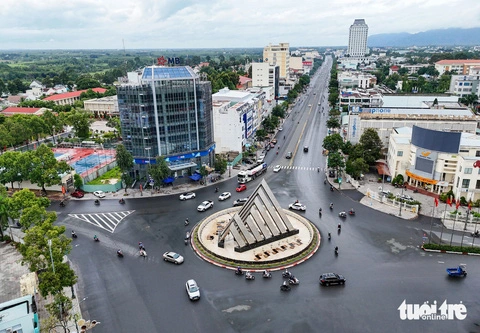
[117,65,214,178]
[347,19,368,58]
[263,43,290,80]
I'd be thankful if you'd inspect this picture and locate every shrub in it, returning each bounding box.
[423,243,480,254]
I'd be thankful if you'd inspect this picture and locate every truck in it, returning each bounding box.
[446,265,467,277]
[237,163,267,183]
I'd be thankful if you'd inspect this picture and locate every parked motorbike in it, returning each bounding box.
[184,218,189,226]
[117,250,124,257]
[245,272,255,280]
[289,276,300,285]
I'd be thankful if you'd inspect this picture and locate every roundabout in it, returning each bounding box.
[190,180,321,270]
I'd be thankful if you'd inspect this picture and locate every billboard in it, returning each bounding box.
[411,125,460,154]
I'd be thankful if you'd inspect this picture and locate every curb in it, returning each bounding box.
[421,245,480,256]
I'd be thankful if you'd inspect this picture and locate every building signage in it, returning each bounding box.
[157,56,181,66]
[370,108,392,114]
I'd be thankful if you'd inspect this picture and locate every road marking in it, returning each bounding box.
[69,210,135,233]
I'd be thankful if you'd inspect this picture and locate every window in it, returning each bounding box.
[397,151,403,157]
[465,168,473,174]
[476,151,480,157]
[462,179,470,188]
[476,180,480,189]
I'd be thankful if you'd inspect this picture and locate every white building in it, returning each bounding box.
[251,62,279,99]
[388,126,480,201]
[449,67,480,98]
[263,43,290,80]
[212,88,264,154]
[435,59,480,75]
[337,71,377,89]
[84,95,119,117]
[347,19,368,58]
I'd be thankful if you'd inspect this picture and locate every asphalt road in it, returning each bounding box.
[61,59,480,333]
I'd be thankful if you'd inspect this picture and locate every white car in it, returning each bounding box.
[218,192,231,201]
[179,192,196,201]
[289,202,306,211]
[186,279,200,301]
[93,191,105,198]
[278,127,283,131]
[273,165,281,173]
[163,251,184,264]
[197,200,214,212]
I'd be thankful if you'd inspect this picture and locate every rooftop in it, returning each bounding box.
[435,59,480,65]
[141,66,197,81]
[44,88,107,101]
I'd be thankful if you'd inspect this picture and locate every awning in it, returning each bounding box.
[163,176,175,184]
[436,181,449,187]
[405,170,437,185]
[375,161,391,176]
[189,173,202,181]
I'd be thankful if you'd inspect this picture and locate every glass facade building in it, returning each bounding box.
[117,66,214,177]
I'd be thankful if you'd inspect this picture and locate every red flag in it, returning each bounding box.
[456,199,460,209]
[446,197,450,206]
[468,201,472,210]
[434,197,439,207]
[448,196,453,207]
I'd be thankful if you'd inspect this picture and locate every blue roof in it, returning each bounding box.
[142,66,196,80]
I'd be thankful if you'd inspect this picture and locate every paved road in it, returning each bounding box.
[60,58,480,333]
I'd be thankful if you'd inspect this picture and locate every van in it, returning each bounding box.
[257,155,265,163]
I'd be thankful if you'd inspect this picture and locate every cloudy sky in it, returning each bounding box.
[1,0,479,49]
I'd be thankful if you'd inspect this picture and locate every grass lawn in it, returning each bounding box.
[86,167,122,185]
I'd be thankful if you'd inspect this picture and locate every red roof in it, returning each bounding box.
[1,107,42,115]
[238,76,251,85]
[390,65,399,70]
[436,59,480,65]
[44,88,107,101]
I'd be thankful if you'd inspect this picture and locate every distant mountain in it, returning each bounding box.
[368,28,480,47]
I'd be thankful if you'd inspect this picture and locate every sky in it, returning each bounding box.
[1,0,479,49]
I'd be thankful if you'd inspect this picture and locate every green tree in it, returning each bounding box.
[255,129,267,142]
[115,144,134,192]
[214,156,227,175]
[42,292,74,333]
[8,189,50,230]
[66,109,93,139]
[460,93,478,107]
[346,158,369,180]
[359,128,382,163]
[327,151,345,181]
[271,105,285,119]
[0,194,10,240]
[148,156,170,189]
[326,117,341,129]
[199,165,208,185]
[73,174,83,189]
[322,133,344,152]
[27,145,71,194]
[0,151,23,189]
[42,110,63,144]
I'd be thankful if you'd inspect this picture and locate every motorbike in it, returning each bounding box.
[339,212,347,218]
[471,231,480,238]
[319,209,322,217]
[330,186,334,192]
[262,271,272,278]
[138,242,145,251]
[280,282,291,292]
[289,276,300,285]
[282,270,293,279]
[245,272,255,280]
[215,188,219,193]
[330,203,334,210]
[60,201,66,207]
[94,200,100,206]
[349,210,355,216]
[337,224,341,231]
[117,250,124,257]
[235,269,244,276]
[334,247,339,256]
[93,236,99,242]
[139,249,147,257]
[119,199,125,204]
[184,219,189,226]
[71,231,77,239]
[324,179,327,184]
[328,233,331,241]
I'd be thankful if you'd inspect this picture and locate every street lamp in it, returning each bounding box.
[398,187,404,216]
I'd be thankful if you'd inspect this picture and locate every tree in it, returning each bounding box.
[8,189,51,230]
[199,165,208,185]
[42,292,74,333]
[255,129,267,142]
[0,151,23,189]
[73,174,83,189]
[326,117,341,129]
[27,145,71,194]
[42,110,63,144]
[271,105,285,119]
[327,151,345,181]
[148,156,170,189]
[115,144,134,192]
[323,133,344,153]
[0,194,10,240]
[345,158,369,180]
[66,109,93,139]
[359,128,382,164]
[214,156,227,175]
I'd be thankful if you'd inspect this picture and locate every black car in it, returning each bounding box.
[303,146,309,152]
[233,198,248,207]
[319,273,346,286]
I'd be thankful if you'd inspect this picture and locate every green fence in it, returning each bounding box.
[82,181,122,193]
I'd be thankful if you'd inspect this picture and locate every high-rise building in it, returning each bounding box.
[117,65,215,178]
[263,43,290,80]
[347,19,368,57]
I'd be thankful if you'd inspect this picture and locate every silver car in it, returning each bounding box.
[163,251,184,264]
[186,279,200,300]
[179,192,196,201]
[197,200,214,212]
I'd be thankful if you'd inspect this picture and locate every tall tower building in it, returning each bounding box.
[263,43,290,80]
[347,19,368,57]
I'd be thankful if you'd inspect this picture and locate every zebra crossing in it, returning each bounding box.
[268,165,320,171]
[68,210,135,233]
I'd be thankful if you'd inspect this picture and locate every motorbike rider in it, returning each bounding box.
[117,249,123,256]
[263,269,269,276]
[93,235,98,241]
[237,266,242,274]
[350,208,354,214]
[71,230,77,238]
[334,246,339,254]
[338,223,341,230]
[185,218,189,226]
[119,198,125,204]
[330,203,334,209]
[138,242,145,250]
[94,199,100,204]
[215,187,219,193]
[328,232,331,240]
